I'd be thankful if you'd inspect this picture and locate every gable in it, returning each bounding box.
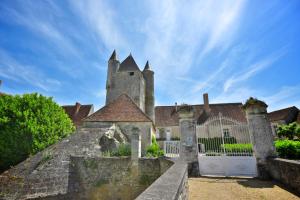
[84,94,152,122]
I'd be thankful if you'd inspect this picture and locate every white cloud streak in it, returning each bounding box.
[223,50,285,92]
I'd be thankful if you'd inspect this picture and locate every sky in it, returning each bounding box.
[0,0,299,111]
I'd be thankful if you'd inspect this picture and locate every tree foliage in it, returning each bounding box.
[277,122,300,140]
[275,139,300,159]
[0,93,75,171]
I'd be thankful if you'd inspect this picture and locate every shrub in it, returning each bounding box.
[0,93,75,171]
[102,144,131,157]
[277,122,300,140]
[275,139,300,159]
[222,143,253,153]
[146,136,164,157]
[111,144,131,156]
[198,137,237,152]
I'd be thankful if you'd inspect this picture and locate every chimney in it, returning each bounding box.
[75,102,81,115]
[203,93,210,113]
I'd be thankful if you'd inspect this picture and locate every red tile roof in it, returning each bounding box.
[62,103,93,127]
[155,103,247,126]
[268,106,299,123]
[84,94,152,122]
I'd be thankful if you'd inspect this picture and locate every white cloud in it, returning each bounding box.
[223,50,285,92]
[69,0,128,52]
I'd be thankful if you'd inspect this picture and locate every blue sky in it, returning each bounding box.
[0,0,299,111]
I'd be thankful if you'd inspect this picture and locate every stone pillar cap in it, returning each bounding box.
[178,104,194,118]
[243,97,268,114]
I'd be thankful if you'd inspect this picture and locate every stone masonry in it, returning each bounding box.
[244,99,276,179]
[178,105,199,177]
[105,51,155,121]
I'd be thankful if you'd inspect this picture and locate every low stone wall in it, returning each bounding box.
[267,158,300,194]
[136,161,188,200]
[66,156,173,200]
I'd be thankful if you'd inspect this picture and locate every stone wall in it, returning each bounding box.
[66,157,173,200]
[136,161,188,200]
[267,158,300,194]
[83,121,153,153]
[0,126,111,200]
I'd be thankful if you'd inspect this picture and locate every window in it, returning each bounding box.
[223,128,230,138]
[129,72,134,76]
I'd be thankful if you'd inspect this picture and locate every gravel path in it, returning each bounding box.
[189,177,299,200]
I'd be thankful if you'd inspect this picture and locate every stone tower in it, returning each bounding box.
[105,50,155,121]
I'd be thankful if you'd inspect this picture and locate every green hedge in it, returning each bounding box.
[198,137,237,151]
[275,139,300,159]
[222,143,253,153]
[0,93,75,171]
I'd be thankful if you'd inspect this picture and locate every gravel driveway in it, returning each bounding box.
[189,177,299,200]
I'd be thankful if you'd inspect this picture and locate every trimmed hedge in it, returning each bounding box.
[275,139,300,159]
[198,137,237,151]
[222,143,253,153]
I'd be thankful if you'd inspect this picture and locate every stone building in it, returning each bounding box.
[155,93,248,141]
[267,106,300,135]
[62,102,94,127]
[83,94,154,151]
[106,50,154,121]
[267,106,300,125]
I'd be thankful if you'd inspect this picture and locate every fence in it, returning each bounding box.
[197,114,254,156]
[164,141,180,158]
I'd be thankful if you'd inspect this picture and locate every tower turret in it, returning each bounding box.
[142,61,155,121]
[106,50,120,104]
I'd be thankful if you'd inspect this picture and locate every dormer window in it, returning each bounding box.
[129,72,134,76]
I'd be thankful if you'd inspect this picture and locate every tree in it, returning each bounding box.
[0,93,75,171]
[277,122,300,140]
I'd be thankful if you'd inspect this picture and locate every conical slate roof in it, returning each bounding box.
[143,61,150,71]
[84,94,152,122]
[119,54,140,71]
[109,50,117,60]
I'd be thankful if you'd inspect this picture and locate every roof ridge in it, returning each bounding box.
[155,103,243,108]
[84,94,153,123]
[119,54,140,71]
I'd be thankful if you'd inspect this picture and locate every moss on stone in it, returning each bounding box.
[94,179,109,187]
[243,97,267,109]
[83,159,98,169]
[139,174,154,185]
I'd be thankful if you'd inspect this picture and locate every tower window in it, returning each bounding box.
[129,72,134,76]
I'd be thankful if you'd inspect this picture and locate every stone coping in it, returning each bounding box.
[271,157,300,165]
[136,160,188,200]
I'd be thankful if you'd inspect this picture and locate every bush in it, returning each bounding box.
[111,144,131,156]
[0,93,75,171]
[146,136,164,157]
[222,143,253,153]
[277,122,300,140]
[275,139,300,159]
[198,137,237,152]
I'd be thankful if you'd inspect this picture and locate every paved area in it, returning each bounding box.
[189,177,299,200]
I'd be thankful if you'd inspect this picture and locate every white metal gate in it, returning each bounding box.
[197,114,257,177]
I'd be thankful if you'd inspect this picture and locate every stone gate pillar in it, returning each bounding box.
[178,104,199,177]
[131,127,141,161]
[244,98,276,179]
